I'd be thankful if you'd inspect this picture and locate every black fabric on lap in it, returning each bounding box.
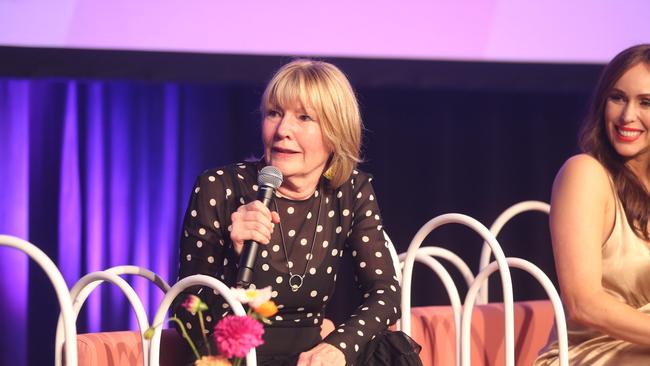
[357,330,423,366]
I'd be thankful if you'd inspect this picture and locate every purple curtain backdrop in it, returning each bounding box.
[0,78,263,366]
[0,69,589,366]
[0,80,30,366]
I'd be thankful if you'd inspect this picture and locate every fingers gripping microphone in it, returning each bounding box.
[236,166,283,288]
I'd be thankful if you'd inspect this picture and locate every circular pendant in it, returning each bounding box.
[289,274,304,292]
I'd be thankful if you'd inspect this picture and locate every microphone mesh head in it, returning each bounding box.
[258,166,283,189]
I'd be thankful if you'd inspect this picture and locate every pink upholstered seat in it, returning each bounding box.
[76,319,337,365]
[405,300,555,366]
[76,328,188,366]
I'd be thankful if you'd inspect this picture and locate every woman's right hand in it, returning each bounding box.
[230,200,281,255]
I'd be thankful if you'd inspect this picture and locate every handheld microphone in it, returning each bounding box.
[236,165,283,288]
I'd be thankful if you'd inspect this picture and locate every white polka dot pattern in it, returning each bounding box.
[176,163,401,363]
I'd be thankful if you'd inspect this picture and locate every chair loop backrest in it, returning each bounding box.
[384,230,403,284]
[398,249,464,365]
[55,270,151,366]
[149,275,255,366]
[478,201,550,304]
[461,258,568,366]
[0,235,78,366]
[400,213,515,366]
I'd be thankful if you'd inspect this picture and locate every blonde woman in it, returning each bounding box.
[174,60,401,366]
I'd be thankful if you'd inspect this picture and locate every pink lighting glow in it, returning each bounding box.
[0,0,648,63]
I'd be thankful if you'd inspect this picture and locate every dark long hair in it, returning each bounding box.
[579,44,650,240]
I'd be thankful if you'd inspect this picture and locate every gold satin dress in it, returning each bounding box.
[535,185,650,365]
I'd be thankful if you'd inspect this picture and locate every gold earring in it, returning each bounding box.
[323,165,335,180]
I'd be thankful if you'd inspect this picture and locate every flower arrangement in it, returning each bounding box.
[145,286,278,366]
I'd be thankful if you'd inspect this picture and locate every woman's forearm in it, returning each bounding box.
[568,290,650,346]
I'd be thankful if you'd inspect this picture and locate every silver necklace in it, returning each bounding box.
[274,187,323,292]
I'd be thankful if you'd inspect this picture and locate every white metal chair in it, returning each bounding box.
[398,248,465,365]
[461,258,568,366]
[477,201,550,305]
[0,234,78,366]
[54,265,172,366]
[149,274,255,366]
[384,230,403,284]
[399,246,475,289]
[400,213,515,366]
[56,271,149,366]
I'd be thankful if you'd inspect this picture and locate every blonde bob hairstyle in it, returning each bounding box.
[260,59,363,189]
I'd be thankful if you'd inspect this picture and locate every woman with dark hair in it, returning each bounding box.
[535,44,650,365]
[173,59,402,366]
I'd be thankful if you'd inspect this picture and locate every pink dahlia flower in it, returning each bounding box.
[213,315,264,358]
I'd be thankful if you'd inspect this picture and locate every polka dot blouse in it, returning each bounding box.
[174,161,401,364]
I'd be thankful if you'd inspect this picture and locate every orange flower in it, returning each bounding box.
[254,300,278,318]
[194,355,232,366]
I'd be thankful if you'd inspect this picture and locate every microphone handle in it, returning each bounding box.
[235,185,275,288]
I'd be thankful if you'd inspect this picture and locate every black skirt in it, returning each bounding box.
[255,326,322,366]
[183,326,321,366]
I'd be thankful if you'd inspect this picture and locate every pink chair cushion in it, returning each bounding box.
[76,328,189,366]
[76,320,336,366]
[405,300,555,366]
[76,302,554,366]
